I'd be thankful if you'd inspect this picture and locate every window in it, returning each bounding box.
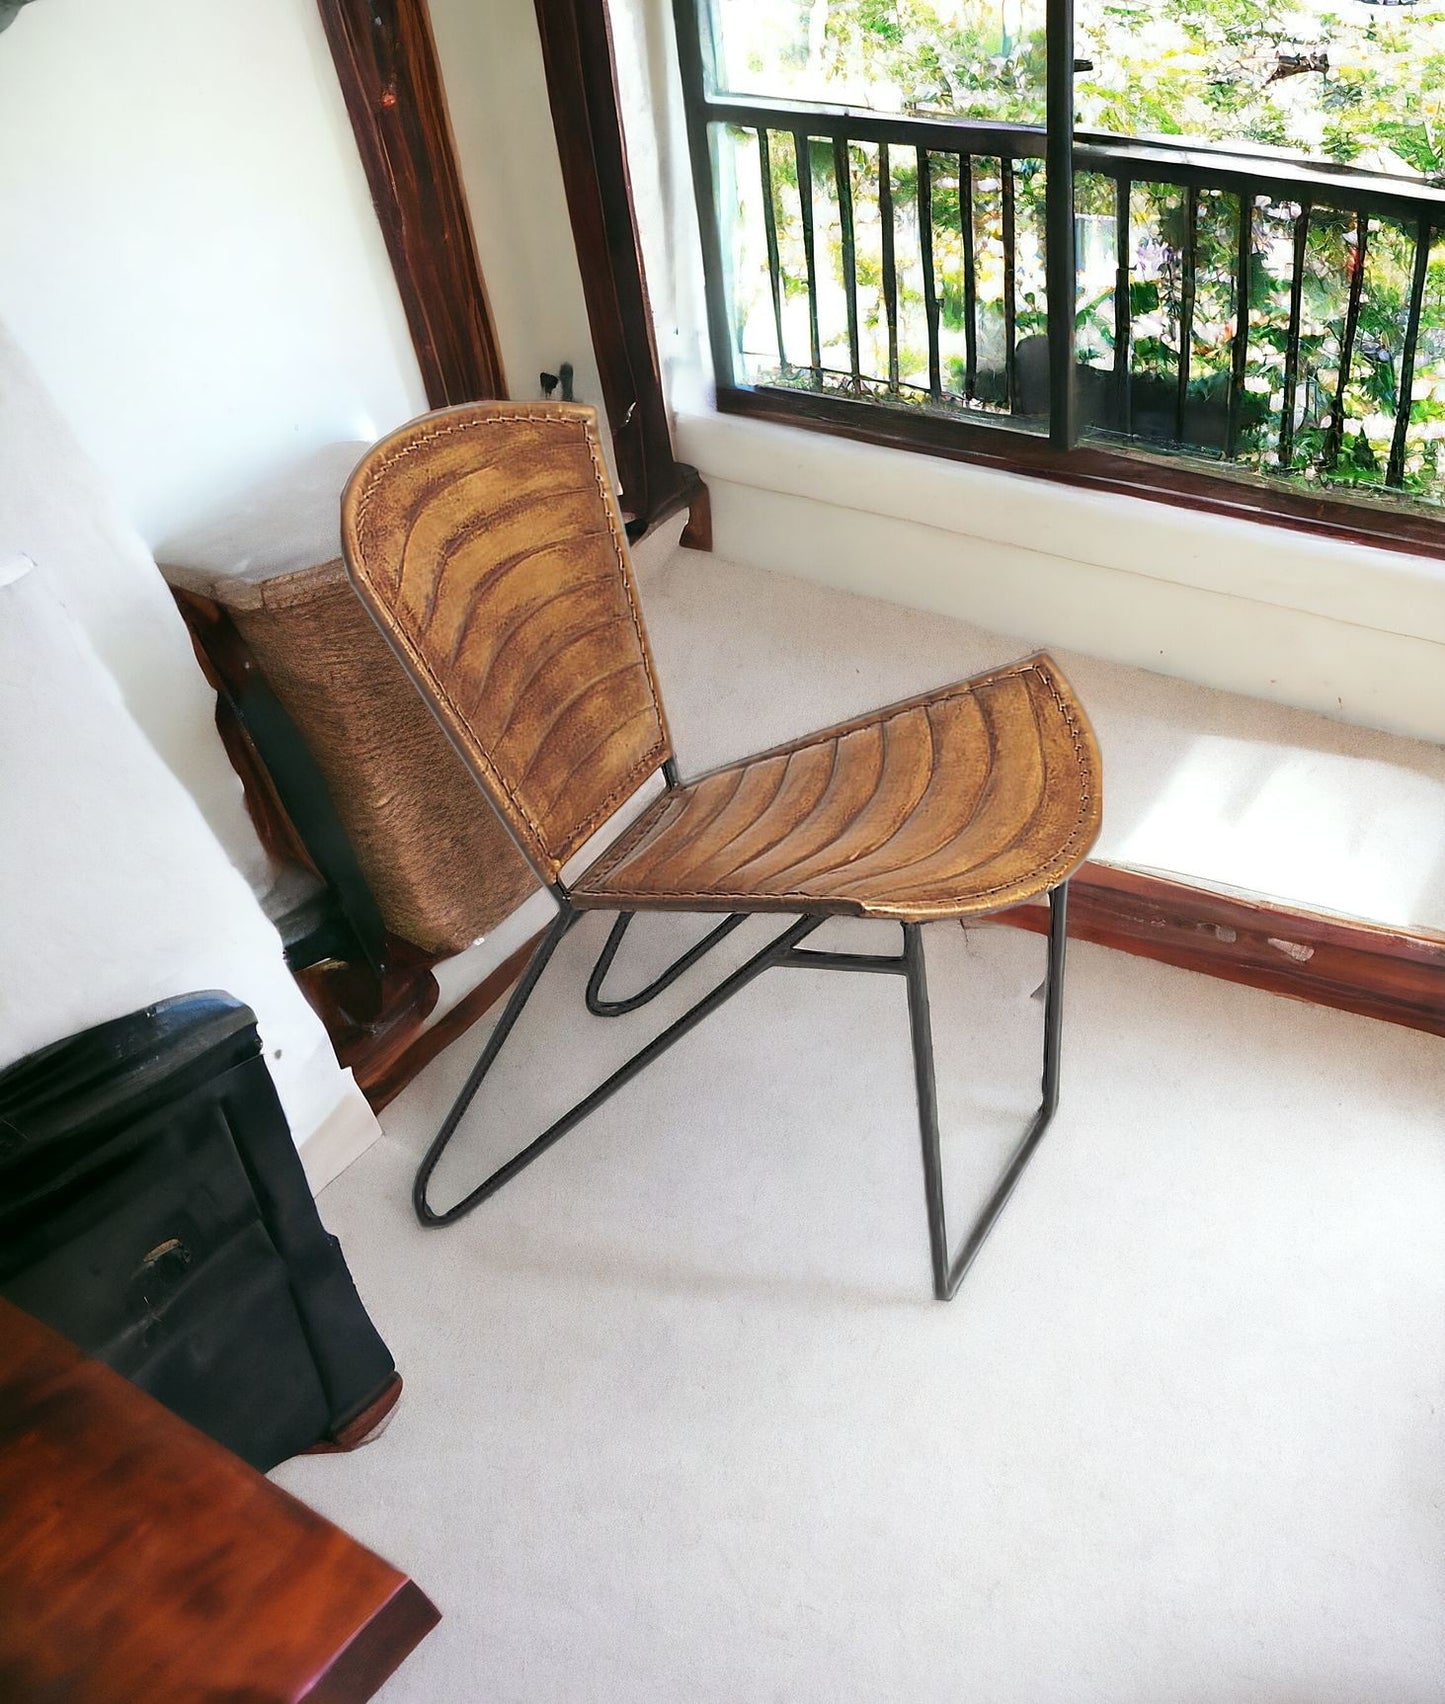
[672,0,1445,553]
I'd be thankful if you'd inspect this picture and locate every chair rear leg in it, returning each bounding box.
[1040,880,1068,1118]
[903,882,1070,1301]
[903,922,950,1300]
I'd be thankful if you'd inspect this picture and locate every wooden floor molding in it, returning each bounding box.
[366,935,543,1111]
[1003,862,1445,1040]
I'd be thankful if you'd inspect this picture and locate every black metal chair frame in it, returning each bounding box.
[414,764,1070,1302]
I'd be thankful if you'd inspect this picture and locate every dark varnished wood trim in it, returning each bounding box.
[302,1372,405,1454]
[1002,861,1445,1037]
[316,0,505,405]
[295,946,442,1102]
[678,474,713,550]
[310,1580,442,1704]
[365,932,546,1111]
[532,0,710,544]
[0,1300,438,1704]
[719,385,1445,565]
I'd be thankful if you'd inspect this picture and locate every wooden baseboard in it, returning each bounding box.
[363,935,544,1111]
[1002,861,1445,1038]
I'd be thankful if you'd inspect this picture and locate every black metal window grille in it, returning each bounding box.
[673,0,1445,510]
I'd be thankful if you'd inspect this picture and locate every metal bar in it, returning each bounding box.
[903,923,949,1300]
[757,127,788,370]
[795,129,822,380]
[834,136,861,392]
[670,0,735,390]
[779,948,908,975]
[1279,198,1312,468]
[905,884,1071,1302]
[414,876,1075,1303]
[414,910,825,1227]
[700,96,1047,161]
[1175,183,1198,445]
[1113,175,1132,436]
[1040,881,1068,1114]
[1387,216,1432,489]
[413,902,578,1225]
[1073,134,1445,224]
[880,140,900,391]
[697,95,1445,224]
[946,886,1068,1295]
[960,154,978,401]
[1002,161,1018,411]
[918,147,942,400]
[1226,192,1253,460]
[586,911,748,1016]
[1045,0,1077,448]
[751,363,952,400]
[1323,211,1369,472]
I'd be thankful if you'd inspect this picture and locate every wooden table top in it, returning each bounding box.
[0,1298,438,1703]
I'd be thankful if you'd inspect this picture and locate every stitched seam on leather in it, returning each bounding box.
[353,410,670,869]
[577,661,1097,905]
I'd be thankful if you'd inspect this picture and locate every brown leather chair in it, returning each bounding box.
[341,403,1102,1300]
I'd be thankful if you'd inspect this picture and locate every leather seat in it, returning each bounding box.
[572,654,1098,921]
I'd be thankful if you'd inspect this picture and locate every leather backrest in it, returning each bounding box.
[341,404,673,884]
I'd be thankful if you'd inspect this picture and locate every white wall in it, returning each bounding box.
[427,0,612,444]
[0,323,381,1191]
[0,0,403,1183]
[683,412,1445,746]
[0,0,426,546]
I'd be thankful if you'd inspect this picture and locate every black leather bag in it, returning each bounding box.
[0,991,395,1471]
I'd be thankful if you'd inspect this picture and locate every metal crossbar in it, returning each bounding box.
[411,884,1071,1303]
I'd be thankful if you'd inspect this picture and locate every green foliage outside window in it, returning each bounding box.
[708,0,1445,503]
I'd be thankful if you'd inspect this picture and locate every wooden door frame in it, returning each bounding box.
[531,0,709,544]
[315,0,505,406]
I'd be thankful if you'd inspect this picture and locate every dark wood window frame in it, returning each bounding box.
[532,0,710,546]
[672,0,1445,565]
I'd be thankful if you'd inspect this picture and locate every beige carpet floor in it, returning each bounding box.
[275,910,1445,1702]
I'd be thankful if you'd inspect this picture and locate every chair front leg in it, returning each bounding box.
[413,903,578,1226]
[903,882,1070,1301]
[412,908,825,1229]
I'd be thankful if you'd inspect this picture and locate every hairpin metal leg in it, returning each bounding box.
[413,909,825,1228]
[586,911,748,1016]
[904,881,1069,1301]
